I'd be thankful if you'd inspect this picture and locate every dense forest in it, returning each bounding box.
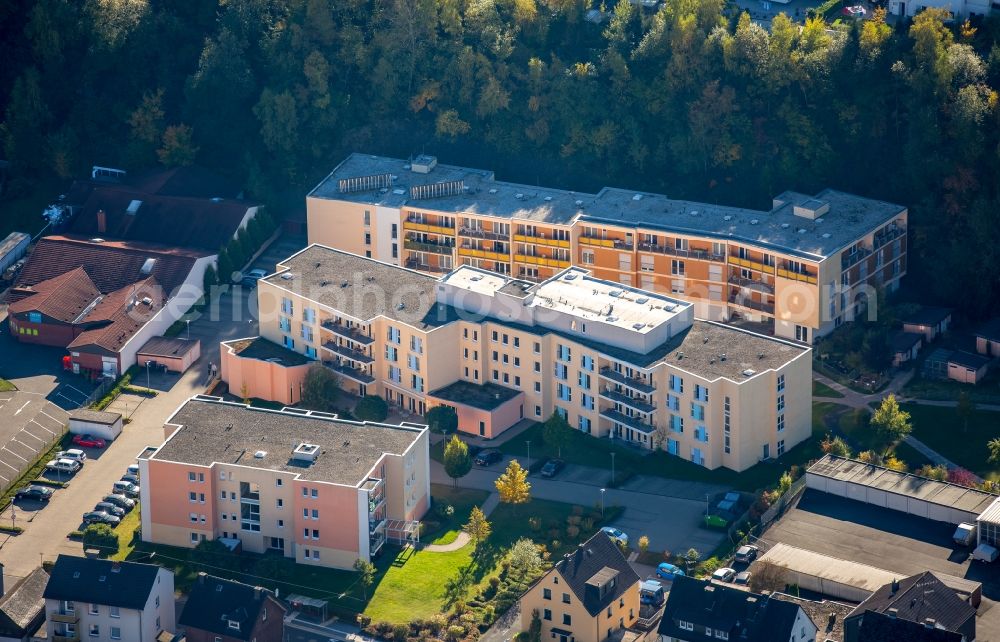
[1,0,999,316]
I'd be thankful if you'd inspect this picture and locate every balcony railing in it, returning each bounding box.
[404,259,452,273]
[599,389,656,414]
[320,320,374,345]
[873,225,905,250]
[600,409,656,434]
[776,266,818,284]
[370,517,387,535]
[728,296,775,315]
[599,367,655,394]
[728,256,774,274]
[323,361,375,384]
[728,275,774,295]
[52,633,81,642]
[580,235,633,250]
[513,233,571,248]
[322,342,374,364]
[459,227,508,242]
[841,246,872,271]
[637,243,724,262]
[50,613,79,624]
[403,217,455,235]
[458,246,509,262]
[370,530,386,556]
[404,239,454,255]
[514,254,571,268]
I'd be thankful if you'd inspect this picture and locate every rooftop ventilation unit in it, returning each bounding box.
[292,443,320,463]
[636,297,648,304]
[392,188,406,195]
[815,218,824,223]
[609,290,623,297]
[544,196,553,202]
[564,273,577,280]
[411,155,438,174]
[822,233,831,239]
[793,199,830,220]
[743,369,756,376]
[723,215,732,221]
[489,188,498,194]
[470,275,483,282]
[280,273,294,280]
[690,210,699,216]
[126,200,142,215]
[633,194,643,201]
[575,200,584,206]
[633,323,644,330]
[781,223,790,229]
[515,193,524,199]
[140,258,156,274]
[409,180,465,200]
[254,450,267,458]
[338,173,393,194]
[798,228,807,234]
[750,219,759,225]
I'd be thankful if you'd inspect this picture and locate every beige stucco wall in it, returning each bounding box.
[518,569,640,642]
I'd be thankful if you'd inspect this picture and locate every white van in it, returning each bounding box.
[972,543,998,563]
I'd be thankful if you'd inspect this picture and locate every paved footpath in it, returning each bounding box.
[422,492,500,552]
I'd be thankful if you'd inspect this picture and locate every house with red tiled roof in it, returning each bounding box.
[7,237,213,377]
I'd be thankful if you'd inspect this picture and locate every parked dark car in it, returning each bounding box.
[734,545,759,564]
[82,511,120,526]
[94,502,126,518]
[539,459,565,478]
[14,485,53,502]
[120,473,140,486]
[102,494,135,511]
[473,449,503,466]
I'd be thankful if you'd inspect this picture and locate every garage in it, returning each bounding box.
[806,455,997,526]
[68,408,123,441]
[136,336,201,373]
[978,497,1000,548]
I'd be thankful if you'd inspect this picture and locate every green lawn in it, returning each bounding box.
[812,380,844,398]
[902,374,1000,404]
[110,505,142,561]
[423,484,490,546]
[904,403,1000,481]
[0,379,15,392]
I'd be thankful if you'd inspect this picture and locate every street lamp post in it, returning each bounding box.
[610,452,616,485]
[526,441,531,471]
[600,488,606,517]
[186,319,191,340]
[145,360,151,389]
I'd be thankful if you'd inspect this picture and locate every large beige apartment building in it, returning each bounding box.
[225,244,811,472]
[138,396,430,570]
[306,154,907,344]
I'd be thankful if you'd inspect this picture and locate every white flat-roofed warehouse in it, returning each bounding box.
[978,496,1000,548]
[806,454,998,525]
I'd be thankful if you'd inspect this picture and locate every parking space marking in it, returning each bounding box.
[0,473,9,484]
[38,410,64,425]
[9,438,37,454]
[29,419,56,436]
[19,429,45,444]
[13,401,31,416]
[0,459,18,472]
[2,447,27,462]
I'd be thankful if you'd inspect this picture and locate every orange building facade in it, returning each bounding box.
[307,154,908,344]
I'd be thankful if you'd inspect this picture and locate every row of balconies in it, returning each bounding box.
[599,367,656,394]
[321,320,375,345]
[322,341,375,365]
[599,388,656,414]
[323,361,376,384]
[637,242,725,263]
[460,226,509,242]
[404,238,454,255]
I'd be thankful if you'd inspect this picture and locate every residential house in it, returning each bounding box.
[0,565,48,642]
[518,532,642,642]
[229,245,812,471]
[890,331,923,368]
[843,573,976,642]
[307,153,908,344]
[178,573,285,642]
[947,351,990,385]
[138,395,430,570]
[848,611,963,642]
[658,575,817,642]
[901,307,952,343]
[43,556,175,642]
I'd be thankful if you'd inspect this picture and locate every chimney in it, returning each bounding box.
[924,618,937,629]
[254,586,263,601]
[97,209,107,234]
[890,578,899,595]
[887,608,898,619]
[0,562,5,599]
[198,571,207,584]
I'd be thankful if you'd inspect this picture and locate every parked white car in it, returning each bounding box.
[601,527,629,546]
[46,458,82,474]
[55,449,87,464]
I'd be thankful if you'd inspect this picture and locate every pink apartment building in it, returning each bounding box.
[137,395,430,570]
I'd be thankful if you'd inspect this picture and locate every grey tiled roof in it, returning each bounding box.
[0,566,47,636]
[44,556,161,611]
[553,531,641,617]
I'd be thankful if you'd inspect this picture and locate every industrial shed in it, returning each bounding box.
[136,336,201,373]
[806,455,997,525]
[757,543,983,606]
[978,496,1000,548]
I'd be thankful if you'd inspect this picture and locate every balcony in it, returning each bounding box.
[370,530,386,556]
[404,239,454,255]
[600,409,655,434]
[727,255,773,274]
[321,320,374,346]
[776,267,817,284]
[841,246,872,271]
[728,295,775,315]
[599,367,655,394]
[873,225,905,250]
[322,342,374,365]
[370,517,387,535]
[403,217,454,236]
[323,361,375,384]
[460,227,509,242]
[458,246,509,262]
[728,275,774,295]
[637,243,724,262]
[50,613,79,624]
[52,633,81,642]
[580,235,633,250]
[599,389,656,414]
[514,254,571,269]
[405,259,452,274]
[513,233,570,248]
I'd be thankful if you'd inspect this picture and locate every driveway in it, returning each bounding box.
[0,328,96,409]
[432,456,726,558]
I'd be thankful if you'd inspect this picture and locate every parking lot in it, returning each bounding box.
[761,490,1000,640]
[0,391,68,493]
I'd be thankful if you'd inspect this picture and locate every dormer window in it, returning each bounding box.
[228,620,240,631]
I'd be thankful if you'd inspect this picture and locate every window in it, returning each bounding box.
[190,532,199,543]
[691,403,705,421]
[535,406,542,417]
[534,381,541,393]
[777,374,785,392]
[562,614,572,625]
[312,550,320,560]
[282,335,294,350]
[669,374,684,393]
[111,627,121,640]
[278,519,284,528]
[276,498,283,508]
[671,259,685,275]
[679,620,694,631]
[189,491,197,502]
[89,603,99,615]
[188,472,196,482]
[228,620,241,632]
[777,395,785,412]
[89,624,100,637]
[777,414,785,432]
[491,331,498,342]
[276,478,283,487]
[311,488,318,498]
[533,342,541,354]
[543,609,552,621]
[110,606,119,618]
[777,439,786,456]
[312,529,320,539]
[190,513,198,523]
[543,588,551,600]
[695,384,709,402]
[562,592,570,604]
[155,596,160,608]
[582,249,595,264]
[312,509,319,519]
[281,297,294,315]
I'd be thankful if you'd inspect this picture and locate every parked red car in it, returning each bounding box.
[72,434,107,448]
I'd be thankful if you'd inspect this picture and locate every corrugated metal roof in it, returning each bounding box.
[977,497,1000,526]
[760,543,896,593]
[808,455,998,516]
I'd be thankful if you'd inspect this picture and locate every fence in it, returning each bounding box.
[759,476,808,530]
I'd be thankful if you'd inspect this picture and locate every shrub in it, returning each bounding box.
[528,516,541,531]
[446,625,465,641]
[355,395,389,422]
[436,503,455,518]
[393,624,409,642]
[566,525,580,539]
[82,523,118,553]
[581,517,594,531]
[572,505,584,516]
